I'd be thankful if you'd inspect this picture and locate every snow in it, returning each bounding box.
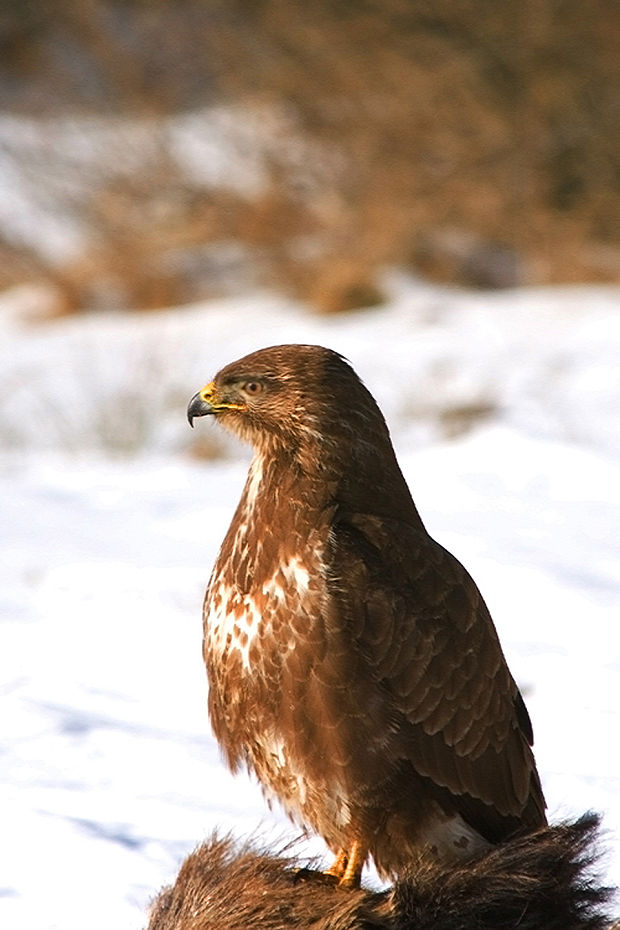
[1,275,619,928]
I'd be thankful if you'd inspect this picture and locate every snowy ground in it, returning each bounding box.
[1,275,619,929]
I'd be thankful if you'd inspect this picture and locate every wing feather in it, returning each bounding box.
[329,511,544,830]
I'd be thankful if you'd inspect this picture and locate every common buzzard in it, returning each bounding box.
[187,344,546,886]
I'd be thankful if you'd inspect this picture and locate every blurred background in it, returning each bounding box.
[1,0,619,316]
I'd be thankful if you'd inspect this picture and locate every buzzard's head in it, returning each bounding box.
[189,344,420,535]
[187,344,391,461]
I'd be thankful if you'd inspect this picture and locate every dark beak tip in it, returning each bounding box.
[187,391,214,427]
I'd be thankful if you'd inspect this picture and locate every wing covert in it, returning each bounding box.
[329,511,542,822]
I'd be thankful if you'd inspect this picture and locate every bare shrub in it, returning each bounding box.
[2,1,619,311]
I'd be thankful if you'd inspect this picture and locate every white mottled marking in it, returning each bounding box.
[261,571,286,602]
[255,734,308,810]
[260,735,289,772]
[205,580,262,671]
[423,813,491,860]
[260,556,312,603]
[245,455,264,510]
[255,733,351,827]
[280,556,310,593]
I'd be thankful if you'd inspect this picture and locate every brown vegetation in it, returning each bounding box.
[2,1,619,312]
[146,814,616,930]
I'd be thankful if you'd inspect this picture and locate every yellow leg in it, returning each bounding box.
[325,848,348,881]
[324,842,366,888]
[339,840,365,888]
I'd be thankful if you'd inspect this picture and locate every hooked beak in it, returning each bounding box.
[187,380,246,427]
[187,391,215,427]
[187,381,218,427]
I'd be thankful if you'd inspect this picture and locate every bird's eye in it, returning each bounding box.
[242,381,262,396]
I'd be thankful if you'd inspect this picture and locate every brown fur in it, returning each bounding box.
[147,813,616,930]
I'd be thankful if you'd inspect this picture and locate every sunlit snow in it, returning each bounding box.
[1,274,619,928]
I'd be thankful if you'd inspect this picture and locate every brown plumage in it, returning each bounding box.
[187,344,546,886]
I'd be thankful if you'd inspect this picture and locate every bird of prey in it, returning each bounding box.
[187,344,546,887]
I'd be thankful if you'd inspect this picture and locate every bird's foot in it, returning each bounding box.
[324,841,365,888]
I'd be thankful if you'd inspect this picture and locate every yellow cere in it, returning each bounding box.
[200,381,245,411]
[199,381,216,402]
